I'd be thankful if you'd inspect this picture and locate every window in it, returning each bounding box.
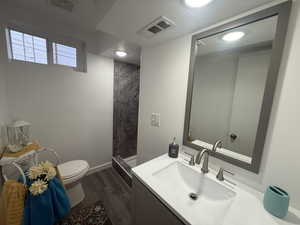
[6,27,86,72]
[53,42,77,68]
[9,29,48,64]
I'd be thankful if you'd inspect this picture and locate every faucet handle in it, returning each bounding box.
[183,152,195,166]
[216,168,234,181]
[224,168,234,176]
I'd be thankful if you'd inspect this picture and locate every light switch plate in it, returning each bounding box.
[151,113,160,127]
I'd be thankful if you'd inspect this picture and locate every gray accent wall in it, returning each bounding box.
[113,61,140,158]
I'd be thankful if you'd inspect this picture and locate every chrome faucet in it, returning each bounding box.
[212,139,223,152]
[195,149,210,174]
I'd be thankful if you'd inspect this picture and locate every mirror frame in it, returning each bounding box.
[183,1,292,173]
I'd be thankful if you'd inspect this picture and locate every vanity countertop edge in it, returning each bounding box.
[132,153,300,225]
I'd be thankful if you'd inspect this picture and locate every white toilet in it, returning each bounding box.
[58,160,90,207]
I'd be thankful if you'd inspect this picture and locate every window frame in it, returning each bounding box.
[52,42,77,68]
[8,28,49,65]
[5,25,87,72]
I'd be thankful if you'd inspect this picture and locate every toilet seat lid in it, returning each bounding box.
[58,160,89,179]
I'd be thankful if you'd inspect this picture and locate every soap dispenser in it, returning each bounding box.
[168,137,179,158]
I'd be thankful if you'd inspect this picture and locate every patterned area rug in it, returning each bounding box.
[58,201,113,225]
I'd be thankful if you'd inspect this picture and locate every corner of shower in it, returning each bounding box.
[112,155,137,186]
[112,60,140,187]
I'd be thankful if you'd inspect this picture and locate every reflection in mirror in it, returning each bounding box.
[188,16,278,163]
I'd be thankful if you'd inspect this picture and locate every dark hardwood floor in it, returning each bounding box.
[75,167,132,225]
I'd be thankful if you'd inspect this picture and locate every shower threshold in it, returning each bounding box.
[112,155,135,186]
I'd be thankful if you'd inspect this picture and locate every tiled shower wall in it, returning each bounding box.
[113,61,140,158]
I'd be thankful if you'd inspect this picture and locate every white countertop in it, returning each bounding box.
[132,153,300,225]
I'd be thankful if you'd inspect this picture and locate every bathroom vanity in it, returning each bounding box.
[132,154,299,225]
[132,174,185,225]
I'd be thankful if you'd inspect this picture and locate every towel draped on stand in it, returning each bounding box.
[23,177,71,225]
[0,180,27,225]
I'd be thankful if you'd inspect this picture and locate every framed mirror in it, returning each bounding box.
[183,2,291,173]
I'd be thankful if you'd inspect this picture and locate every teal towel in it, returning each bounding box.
[23,177,70,225]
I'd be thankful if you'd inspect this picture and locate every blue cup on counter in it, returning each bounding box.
[263,185,289,218]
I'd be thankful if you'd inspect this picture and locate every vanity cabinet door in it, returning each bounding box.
[132,176,185,225]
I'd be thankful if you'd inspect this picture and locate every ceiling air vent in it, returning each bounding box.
[49,0,78,12]
[138,16,175,38]
[148,26,162,34]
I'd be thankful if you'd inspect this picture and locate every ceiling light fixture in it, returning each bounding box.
[184,0,214,8]
[115,50,127,57]
[222,31,245,42]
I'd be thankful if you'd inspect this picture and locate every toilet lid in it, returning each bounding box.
[58,160,89,179]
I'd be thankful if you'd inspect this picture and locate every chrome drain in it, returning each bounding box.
[189,193,198,200]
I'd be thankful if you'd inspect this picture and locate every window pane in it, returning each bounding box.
[9,29,48,64]
[53,42,77,68]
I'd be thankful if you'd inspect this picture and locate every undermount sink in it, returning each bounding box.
[153,161,236,202]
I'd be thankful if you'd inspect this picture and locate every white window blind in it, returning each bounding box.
[9,29,48,64]
[53,42,77,68]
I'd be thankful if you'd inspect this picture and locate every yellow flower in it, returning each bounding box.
[40,161,54,169]
[40,161,56,180]
[29,180,48,195]
[45,167,56,181]
[28,161,56,182]
[28,165,44,179]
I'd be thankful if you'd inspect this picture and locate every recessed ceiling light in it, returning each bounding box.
[115,50,127,57]
[222,31,245,42]
[184,0,214,8]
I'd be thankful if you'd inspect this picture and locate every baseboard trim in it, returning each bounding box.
[87,161,112,176]
[86,155,137,176]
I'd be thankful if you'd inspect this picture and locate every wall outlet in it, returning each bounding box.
[151,113,160,127]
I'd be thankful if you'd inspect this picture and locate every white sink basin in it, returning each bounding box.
[151,161,236,225]
[153,161,236,201]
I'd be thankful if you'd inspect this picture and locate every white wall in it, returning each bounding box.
[138,35,191,162]
[0,26,114,168]
[0,69,7,124]
[0,68,7,137]
[138,1,300,210]
[5,55,113,168]
[0,24,9,149]
[0,4,115,168]
[0,68,8,150]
